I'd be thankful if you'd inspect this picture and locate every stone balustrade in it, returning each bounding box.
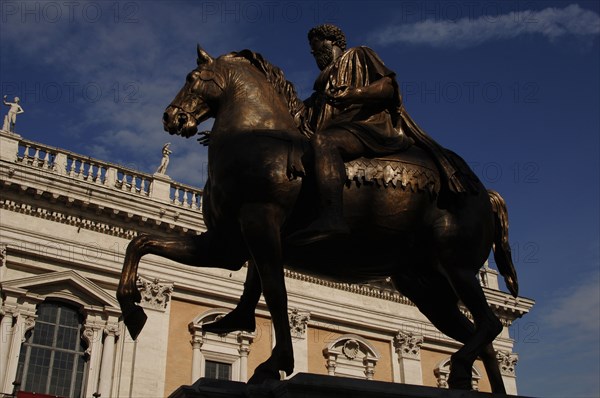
[1,131,203,211]
[171,182,203,210]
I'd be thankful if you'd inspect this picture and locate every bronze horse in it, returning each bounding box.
[117,46,519,392]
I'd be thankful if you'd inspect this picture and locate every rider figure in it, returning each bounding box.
[204,24,480,334]
[292,24,480,245]
[290,24,412,244]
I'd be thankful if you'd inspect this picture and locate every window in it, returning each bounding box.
[204,360,232,380]
[16,302,88,398]
[189,309,255,382]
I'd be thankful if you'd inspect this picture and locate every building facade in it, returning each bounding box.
[0,129,534,397]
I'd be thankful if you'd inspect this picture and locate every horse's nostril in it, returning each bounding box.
[163,112,170,122]
[177,113,188,126]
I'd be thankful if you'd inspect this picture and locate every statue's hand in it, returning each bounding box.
[197,130,211,146]
[327,86,359,107]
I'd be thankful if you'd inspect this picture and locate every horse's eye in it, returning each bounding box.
[187,71,199,83]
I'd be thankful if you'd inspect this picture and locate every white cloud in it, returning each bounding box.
[1,1,247,187]
[370,4,600,49]
[543,269,600,342]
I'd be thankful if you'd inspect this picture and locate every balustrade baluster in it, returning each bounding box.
[77,159,85,179]
[140,177,148,195]
[32,148,40,166]
[23,144,31,162]
[191,192,198,209]
[134,175,141,193]
[173,187,180,204]
[43,151,51,168]
[89,162,96,182]
[182,189,188,206]
[68,158,76,177]
[123,173,130,191]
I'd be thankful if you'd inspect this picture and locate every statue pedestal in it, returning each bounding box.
[169,373,534,398]
[0,129,21,161]
[151,172,172,201]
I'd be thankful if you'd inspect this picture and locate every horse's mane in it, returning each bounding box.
[228,50,306,131]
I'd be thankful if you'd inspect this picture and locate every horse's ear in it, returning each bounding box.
[197,44,213,65]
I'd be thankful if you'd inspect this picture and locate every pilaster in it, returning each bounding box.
[394,330,424,385]
[497,350,519,395]
[288,308,310,377]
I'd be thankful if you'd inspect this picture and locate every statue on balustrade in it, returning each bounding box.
[156,142,172,174]
[117,24,521,394]
[2,95,24,133]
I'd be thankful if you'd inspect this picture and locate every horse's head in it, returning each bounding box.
[163,45,225,138]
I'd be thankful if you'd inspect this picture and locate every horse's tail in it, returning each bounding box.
[488,190,519,297]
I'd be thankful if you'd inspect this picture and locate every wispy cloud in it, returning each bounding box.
[543,269,600,343]
[1,1,246,186]
[370,4,600,49]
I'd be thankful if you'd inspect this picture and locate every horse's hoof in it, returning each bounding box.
[247,366,280,384]
[447,373,473,390]
[203,312,256,334]
[123,305,147,340]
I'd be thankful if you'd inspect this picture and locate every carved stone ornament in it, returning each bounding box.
[21,315,36,341]
[82,327,96,357]
[136,276,174,310]
[342,339,360,360]
[288,308,310,338]
[394,330,424,359]
[0,244,7,267]
[104,323,120,337]
[496,350,518,376]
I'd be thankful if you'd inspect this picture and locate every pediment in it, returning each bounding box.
[2,270,119,309]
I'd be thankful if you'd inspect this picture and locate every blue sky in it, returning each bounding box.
[1,1,598,396]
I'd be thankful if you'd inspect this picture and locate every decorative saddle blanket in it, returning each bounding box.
[345,154,440,195]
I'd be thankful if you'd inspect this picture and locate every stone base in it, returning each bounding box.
[169,373,534,398]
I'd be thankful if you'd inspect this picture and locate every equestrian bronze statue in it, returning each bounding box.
[117,27,520,393]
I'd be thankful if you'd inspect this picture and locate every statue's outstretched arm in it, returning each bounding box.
[327,76,394,107]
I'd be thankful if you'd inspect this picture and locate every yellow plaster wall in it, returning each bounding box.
[164,299,210,396]
[248,316,273,374]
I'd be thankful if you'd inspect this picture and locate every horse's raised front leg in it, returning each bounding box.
[117,232,247,340]
[239,203,293,384]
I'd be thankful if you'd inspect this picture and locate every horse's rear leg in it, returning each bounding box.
[117,232,247,339]
[393,271,506,393]
[443,266,504,390]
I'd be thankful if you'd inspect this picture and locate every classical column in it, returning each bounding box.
[237,332,254,382]
[325,353,337,376]
[0,308,15,389]
[98,324,119,397]
[190,335,203,383]
[363,357,377,380]
[82,321,104,398]
[394,330,424,385]
[2,310,36,393]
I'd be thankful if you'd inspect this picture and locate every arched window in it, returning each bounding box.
[188,309,255,383]
[434,357,482,390]
[16,301,88,398]
[323,334,380,380]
